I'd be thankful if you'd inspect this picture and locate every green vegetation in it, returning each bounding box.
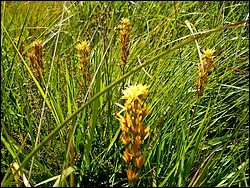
[1,1,249,187]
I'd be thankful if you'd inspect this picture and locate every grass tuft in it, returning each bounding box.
[1,1,249,187]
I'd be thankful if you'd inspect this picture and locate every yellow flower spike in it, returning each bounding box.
[28,40,45,78]
[119,18,131,34]
[28,52,36,67]
[33,41,44,65]
[33,40,43,56]
[117,24,125,30]
[202,48,215,56]
[202,48,215,73]
[75,40,92,88]
[117,17,131,66]
[116,83,150,184]
[33,40,42,47]
[121,18,130,25]
[75,40,90,55]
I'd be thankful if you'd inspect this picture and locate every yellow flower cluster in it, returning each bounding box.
[75,40,90,55]
[75,40,92,86]
[117,18,131,66]
[116,84,150,183]
[28,40,45,78]
[195,49,215,96]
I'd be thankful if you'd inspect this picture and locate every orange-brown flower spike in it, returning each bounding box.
[75,40,90,55]
[75,40,92,87]
[33,40,44,68]
[117,18,131,67]
[28,40,45,79]
[116,83,150,184]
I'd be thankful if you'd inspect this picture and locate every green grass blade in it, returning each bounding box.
[53,166,76,187]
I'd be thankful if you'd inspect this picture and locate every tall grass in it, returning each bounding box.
[1,1,249,187]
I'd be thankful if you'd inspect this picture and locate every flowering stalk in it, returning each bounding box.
[28,40,45,80]
[75,40,92,88]
[116,84,150,185]
[117,18,131,66]
[195,49,216,96]
[117,18,131,82]
[71,40,93,186]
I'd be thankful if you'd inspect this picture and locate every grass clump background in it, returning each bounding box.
[1,1,249,187]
